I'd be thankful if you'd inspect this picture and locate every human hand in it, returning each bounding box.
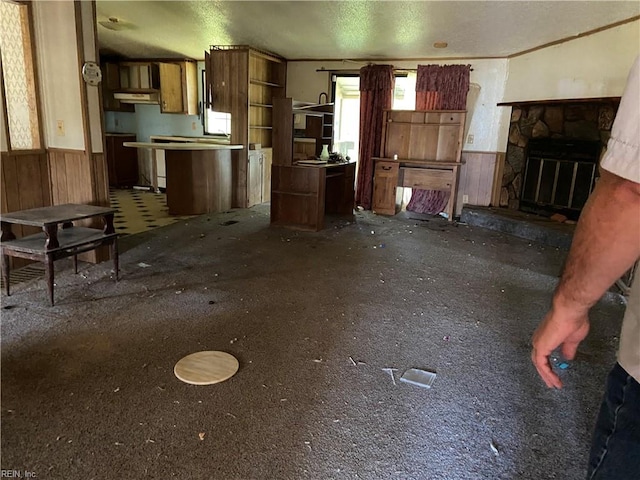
[531,306,590,389]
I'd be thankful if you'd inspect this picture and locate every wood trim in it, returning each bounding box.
[498,97,621,107]
[92,0,107,167]
[74,1,91,154]
[509,16,640,59]
[1,148,46,155]
[25,0,45,151]
[47,147,86,154]
[491,152,506,207]
[0,59,11,151]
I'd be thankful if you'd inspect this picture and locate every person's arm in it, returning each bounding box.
[531,167,640,389]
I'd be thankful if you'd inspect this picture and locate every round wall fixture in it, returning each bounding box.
[174,351,239,385]
[82,62,102,86]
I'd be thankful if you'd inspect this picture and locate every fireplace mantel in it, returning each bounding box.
[498,97,620,107]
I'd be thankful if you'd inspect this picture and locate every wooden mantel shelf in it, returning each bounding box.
[498,96,621,107]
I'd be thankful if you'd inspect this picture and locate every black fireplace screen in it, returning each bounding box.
[521,138,601,219]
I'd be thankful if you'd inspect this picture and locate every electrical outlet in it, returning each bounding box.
[191,121,197,130]
[467,134,474,144]
[56,120,65,136]
[463,194,469,204]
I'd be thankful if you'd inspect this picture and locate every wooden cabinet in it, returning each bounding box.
[248,148,272,207]
[304,104,334,157]
[372,160,400,215]
[105,134,138,187]
[102,60,197,114]
[273,98,335,165]
[102,62,134,112]
[205,46,286,207]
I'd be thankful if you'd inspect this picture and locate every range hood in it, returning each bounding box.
[114,92,160,104]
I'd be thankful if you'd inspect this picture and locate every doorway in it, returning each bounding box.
[332,72,417,201]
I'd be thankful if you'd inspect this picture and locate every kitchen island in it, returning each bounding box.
[123,142,243,215]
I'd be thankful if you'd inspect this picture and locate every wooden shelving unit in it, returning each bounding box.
[205,45,286,207]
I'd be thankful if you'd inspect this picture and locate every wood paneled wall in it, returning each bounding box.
[456,151,501,215]
[1,151,51,267]
[48,148,109,262]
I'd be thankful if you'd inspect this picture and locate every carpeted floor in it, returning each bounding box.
[0,206,625,479]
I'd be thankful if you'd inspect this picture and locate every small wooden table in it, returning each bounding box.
[0,204,119,305]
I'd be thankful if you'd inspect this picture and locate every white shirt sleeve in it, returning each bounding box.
[600,55,640,184]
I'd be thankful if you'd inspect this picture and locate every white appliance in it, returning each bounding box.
[113,92,160,104]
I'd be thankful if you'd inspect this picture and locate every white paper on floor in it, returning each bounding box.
[400,368,437,389]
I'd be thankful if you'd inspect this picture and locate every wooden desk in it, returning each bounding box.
[271,161,356,231]
[372,109,466,221]
[372,157,463,221]
[0,204,118,305]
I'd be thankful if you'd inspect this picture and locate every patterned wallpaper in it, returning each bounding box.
[0,0,40,150]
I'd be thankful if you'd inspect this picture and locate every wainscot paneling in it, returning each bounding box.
[1,151,51,268]
[456,151,500,216]
[48,148,110,263]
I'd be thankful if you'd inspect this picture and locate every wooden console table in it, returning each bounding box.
[0,204,118,305]
[271,161,356,231]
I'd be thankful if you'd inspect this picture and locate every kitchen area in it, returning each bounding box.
[102,56,263,235]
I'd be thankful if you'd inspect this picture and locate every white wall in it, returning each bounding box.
[503,20,639,102]
[33,1,85,150]
[287,58,511,153]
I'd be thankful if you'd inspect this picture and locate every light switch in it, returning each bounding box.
[56,120,65,136]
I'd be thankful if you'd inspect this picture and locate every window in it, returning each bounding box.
[0,0,41,150]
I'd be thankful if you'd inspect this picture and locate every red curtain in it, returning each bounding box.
[355,65,395,210]
[407,64,471,215]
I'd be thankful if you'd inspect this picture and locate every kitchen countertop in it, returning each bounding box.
[123,142,243,150]
[149,135,231,145]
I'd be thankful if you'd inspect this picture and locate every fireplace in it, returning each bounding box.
[521,138,601,220]
[499,98,619,218]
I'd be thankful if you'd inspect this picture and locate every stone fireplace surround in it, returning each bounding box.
[500,98,620,211]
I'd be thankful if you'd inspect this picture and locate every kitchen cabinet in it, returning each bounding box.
[248,148,272,207]
[105,133,139,187]
[205,46,286,207]
[102,59,198,115]
[102,62,134,112]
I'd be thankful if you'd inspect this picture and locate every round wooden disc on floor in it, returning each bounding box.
[174,351,239,385]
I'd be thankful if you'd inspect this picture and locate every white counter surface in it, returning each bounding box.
[149,135,231,145]
[123,142,243,151]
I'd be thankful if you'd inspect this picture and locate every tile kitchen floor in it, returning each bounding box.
[109,188,194,236]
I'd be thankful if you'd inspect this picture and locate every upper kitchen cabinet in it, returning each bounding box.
[205,45,286,207]
[102,62,134,112]
[102,59,198,115]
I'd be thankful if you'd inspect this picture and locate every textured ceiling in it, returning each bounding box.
[96,1,640,60]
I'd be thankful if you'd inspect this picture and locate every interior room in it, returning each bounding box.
[1,1,638,478]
